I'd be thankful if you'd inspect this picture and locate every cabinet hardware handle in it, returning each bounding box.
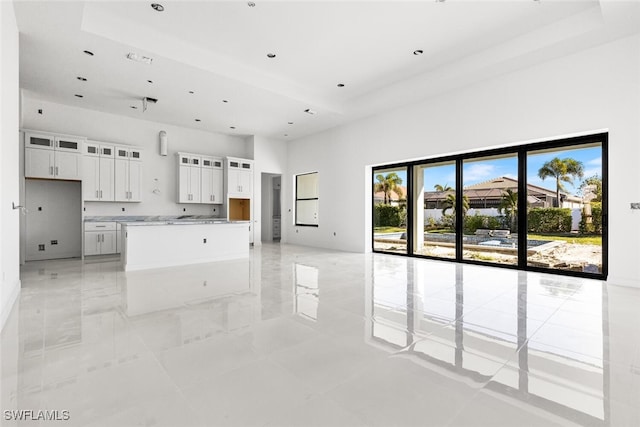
[100,190,103,198]
[96,190,99,198]
[55,166,59,176]
[50,166,53,175]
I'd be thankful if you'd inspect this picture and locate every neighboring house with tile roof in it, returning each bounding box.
[423,177,583,210]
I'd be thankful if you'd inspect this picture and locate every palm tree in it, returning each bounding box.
[441,193,469,216]
[498,188,518,231]
[374,173,403,204]
[433,183,453,192]
[538,157,584,207]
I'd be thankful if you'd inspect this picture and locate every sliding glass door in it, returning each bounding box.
[373,166,408,254]
[413,161,457,259]
[371,133,607,280]
[462,154,519,266]
[526,142,604,274]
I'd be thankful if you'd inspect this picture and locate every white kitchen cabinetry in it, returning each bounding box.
[24,131,83,180]
[225,157,253,197]
[115,146,142,202]
[82,141,115,201]
[84,222,117,256]
[177,153,202,203]
[201,156,223,204]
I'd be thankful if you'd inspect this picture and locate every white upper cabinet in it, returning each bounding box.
[24,131,83,180]
[225,157,253,198]
[82,141,115,201]
[114,146,142,202]
[177,153,202,203]
[201,156,223,204]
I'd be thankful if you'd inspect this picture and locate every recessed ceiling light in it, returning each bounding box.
[195,119,201,122]
[230,126,236,130]
[77,76,87,81]
[74,94,83,98]
[151,3,164,12]
[222,100,229,103]
[248,2,256,7]
[127,52,153,65]
[413,49,423,56]
[130,106,138,109]
[189,91,194,94]
[147,80,153,83]
[267,53,276,58]
[337,83,345,87]
[288,122,294,125]
[83,50,94,56]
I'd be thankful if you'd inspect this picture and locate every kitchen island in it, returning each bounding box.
[120,220,250,271]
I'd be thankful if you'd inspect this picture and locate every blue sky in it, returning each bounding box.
[375,145,601,197]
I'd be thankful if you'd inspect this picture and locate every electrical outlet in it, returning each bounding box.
[631,203,640,210]
[122,207,125,212]
[203,238,207,243]
[50,240,58,245]
[38,244,45,251]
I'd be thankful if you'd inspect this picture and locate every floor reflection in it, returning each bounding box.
[1,245,637,426]
[367,259,609,425]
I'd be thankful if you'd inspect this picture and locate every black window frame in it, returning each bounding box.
[295,172,319,227]
[372,132,608,280]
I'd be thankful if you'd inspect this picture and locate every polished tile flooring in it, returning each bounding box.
[2,244,639,426]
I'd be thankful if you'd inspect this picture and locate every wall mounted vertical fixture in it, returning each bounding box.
[159,130,168,156]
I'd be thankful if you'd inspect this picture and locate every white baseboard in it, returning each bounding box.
[1,279,21,332]
[606,275,640,289]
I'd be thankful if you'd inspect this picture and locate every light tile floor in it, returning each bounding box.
[1,244,639,426]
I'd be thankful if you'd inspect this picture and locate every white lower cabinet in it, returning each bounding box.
[84,222,117,256]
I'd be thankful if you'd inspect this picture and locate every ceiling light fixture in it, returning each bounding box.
[230,126,236,129]
[127,52,153,65]
[147,80,153,83]
[267,53,276,58]
[304,108,316,115]
[74,94,83,98]
[337,83,345,87]
[195,119,201,122]
[288,122,294,125]
[83,50,94,56]
[77,76,87,81]
[222,100,228,103]
[151,3,165,12]
[413,49,423,55]
[189,91,194,94]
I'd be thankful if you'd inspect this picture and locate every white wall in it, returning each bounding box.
[249,135,287,245]
[284,34,640,288]
[21,95,249,217]
[0,1,21,331]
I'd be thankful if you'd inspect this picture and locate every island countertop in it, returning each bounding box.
[120,220,250,271]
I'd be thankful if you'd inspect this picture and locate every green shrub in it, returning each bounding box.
[374,204,404,227]
[527,208,572,233]
[580,202,603,234]
[463,214,506,234]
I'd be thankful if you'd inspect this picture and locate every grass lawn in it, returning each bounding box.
[374,227,406,233]
[528,233,602,246]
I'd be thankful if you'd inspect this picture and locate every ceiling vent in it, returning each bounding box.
[142,97,158,112]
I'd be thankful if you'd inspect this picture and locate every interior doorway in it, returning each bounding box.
[261,173,282,243]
